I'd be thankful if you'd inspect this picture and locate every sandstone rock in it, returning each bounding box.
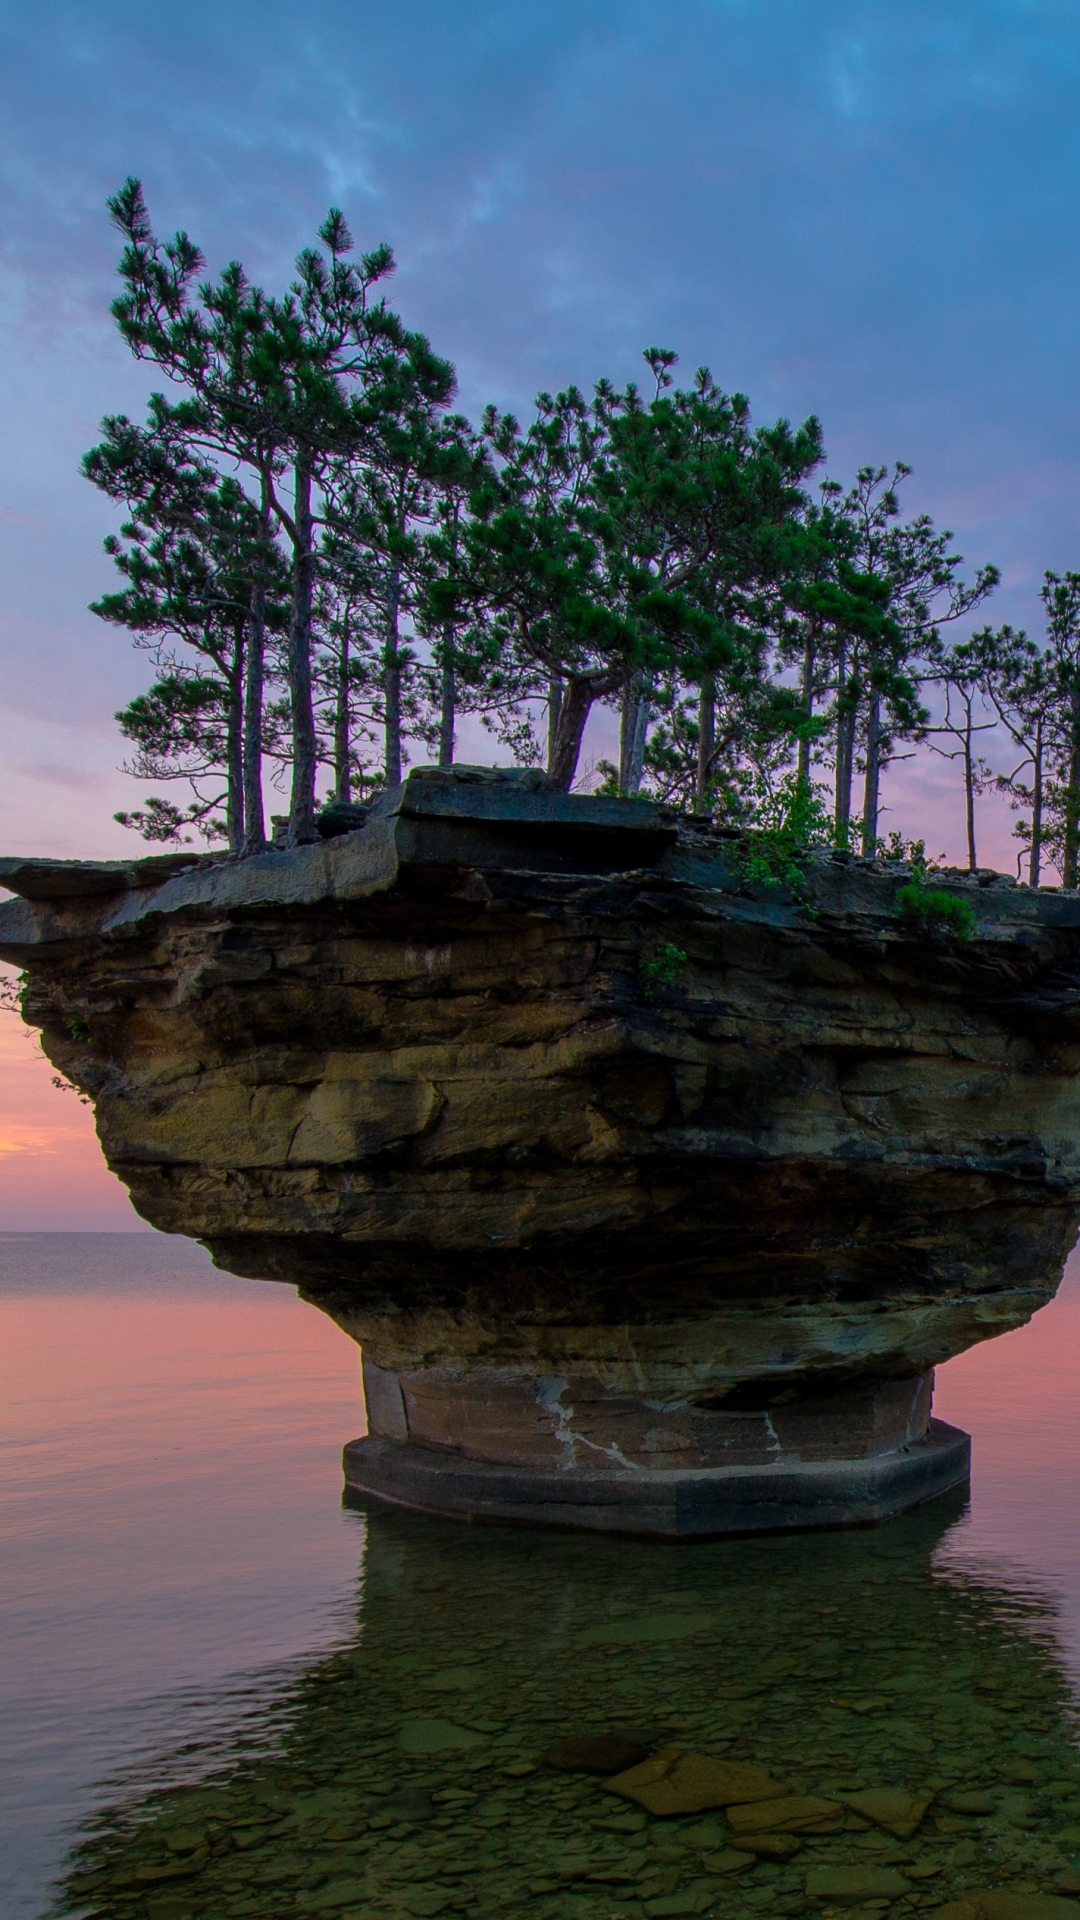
[727,1793,845,1835]
[842,1787,934,1837]
[603,1750,786,1815]
[805,1864,911,1900]
[8,770,1080,1534]
[544,1734,652,1774]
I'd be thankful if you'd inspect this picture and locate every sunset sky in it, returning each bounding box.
[4,1,1080,1225]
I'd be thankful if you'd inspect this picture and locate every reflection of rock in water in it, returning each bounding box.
[59,1497,1080,1918]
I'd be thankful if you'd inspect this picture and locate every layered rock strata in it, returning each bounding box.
[3,767,1080,1532]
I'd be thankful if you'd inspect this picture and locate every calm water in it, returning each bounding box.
[4,1237,1080,1918]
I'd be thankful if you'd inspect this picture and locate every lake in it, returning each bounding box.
[3,1233,1080,1918]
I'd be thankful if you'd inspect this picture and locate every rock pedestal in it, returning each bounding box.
[2,767,1079,1534]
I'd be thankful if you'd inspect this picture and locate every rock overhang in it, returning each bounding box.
[4,765,1080,1530]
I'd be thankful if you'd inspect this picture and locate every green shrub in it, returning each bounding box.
[641,942,688,997]
[896,878,976,940]
[734,775,832,890]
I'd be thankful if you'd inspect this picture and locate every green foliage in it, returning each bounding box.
[734,775,832,889]
[67,1017,91,1041]
[874,832,934,867]
[896,878,976,940]
[640,942,688,997]
[114,795,224,845]
[89,189,1016,867]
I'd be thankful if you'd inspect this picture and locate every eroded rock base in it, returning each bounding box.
[342,1418,971,1537]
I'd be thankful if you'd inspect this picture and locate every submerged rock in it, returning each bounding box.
[806,1862,912,1899]
[603,1751,787,1816]
[841,1786,934,1837]
[397,1718,484,1756]
[544,1734,652,1774]
[727,1793,846,1835]
[933,1896,1080,1919]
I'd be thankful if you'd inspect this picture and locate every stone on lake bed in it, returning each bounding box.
[732,1830,804,1856]
[380,1785,435,1820]
[603,1750,786,1815]
[395,1892,451,1918]
[805,1864,912,1900]
[700,1847,756,1873]
[397,1717,484,1755]
[679,1817,734,1847]
[422,1667,483,1692]
[544,1733,652,1774]
[642,1894,715,1917]
[931,1897,1080,1920]
[161,1827,206,1853]
[580,1612,721,1646]
[841,1786,934,1837]
[296,1879,369,1913]
[727,1793,845,1835]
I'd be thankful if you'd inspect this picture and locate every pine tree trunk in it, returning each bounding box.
[834,646,853,848]
[546,674,564,774]
[226,620,245,854]
[547,675,594,790]
[383,567,402,788]
[1063,696,1080,887]
[695,674,716,809]
[438,637,456,769]
[286,459,318,844]
[334,621,351,803]
[797,629,816,789]
[619,675,649,794]
[964,705,978,872]
[241,485,270,856]
[1031,718,1044,887]
[860,691,882,857]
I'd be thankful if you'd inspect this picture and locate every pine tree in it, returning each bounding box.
[104,181,425,843]
[84,407,287,848]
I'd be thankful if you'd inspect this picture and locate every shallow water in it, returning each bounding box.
[5,1237,1080,1917]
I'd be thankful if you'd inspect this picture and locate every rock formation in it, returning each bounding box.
[4,766,1080,1533]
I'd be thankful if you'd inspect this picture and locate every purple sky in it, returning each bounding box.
[3,1,1080,867]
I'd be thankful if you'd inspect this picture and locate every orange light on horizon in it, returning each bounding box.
[0,1009,140,1229]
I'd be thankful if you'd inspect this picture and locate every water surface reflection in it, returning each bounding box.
[58,1493,1080,1917]
[5,1238,1080,1919]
